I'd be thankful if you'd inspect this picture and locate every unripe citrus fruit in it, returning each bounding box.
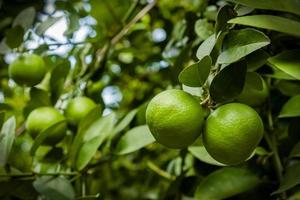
[65,96,97,126]
[8,54,46,86]
[203,103,264,165]
[236,72,269,107]
[26,107,67,145]
[146,89,205,149]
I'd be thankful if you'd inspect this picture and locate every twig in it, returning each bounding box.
[147,161,176,181]
[94,0,157,68]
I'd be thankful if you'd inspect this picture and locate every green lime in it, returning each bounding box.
[9,54,46,86]
[146,89,205,149]
[236,72,269,107]
[203,103,264,165]
[64,96,97,126]
[26,107,67,145]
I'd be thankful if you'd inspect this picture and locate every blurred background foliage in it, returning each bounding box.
[0,0,300,199]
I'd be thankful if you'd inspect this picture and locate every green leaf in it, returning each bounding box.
[268,50,300,80]
[50,60,70,103]
[279,95,300,118]
[36,16,63,36]
[246,50,269,72]
[75,113,115,170]
[196,34,217,60]
[289,141,300,158]
[195,167,260,200]
[195,19,214,40]
[215,5,236,34]
[276,80,300,96]
[30,87,51,106]
[179,56,212,87]
[217,28,270,64]
[12,7,36,30]
[33,176,75,200]
[266,70,297,80]
[0,117,16,166]
[30,120,67,156]
[0,112,5,130]
[228,0,300,16]
[228,15,300,37]
[115,125,155,155]
[64,13,80,36]
[188,145,225,166]
[210,60,247,103]
[112,109,138,136]
[273,162,300,194]
[5,25,24,49]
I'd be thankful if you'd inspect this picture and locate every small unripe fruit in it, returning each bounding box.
[26,107,67,145]
[9,54,46,86]
[65,97,97,126]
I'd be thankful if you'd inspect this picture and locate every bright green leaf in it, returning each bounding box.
[0,117,16,166]
[112,109,138,136]
[188,145,225,166]
[195,19,214,40]
[228,15,300,37]
[276,80,300,96]
[228,0,300,16]
[268,50,300,80]
[75,113,115,170]
[217,28,270,64]
[279,94,300,118]
[33,176,75,200]
[195,167,260,200]
[179,56,212,87]
[273,162,300,194]
[210,60,247,103]
[115,125,155,155]
[196,34,217,60]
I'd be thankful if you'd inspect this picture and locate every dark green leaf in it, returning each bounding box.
[215,5,236,34]
[0,39,11,54]
[195,167,260,200]
[5,25,24,48]
[268,50,300,80]
[33,176,75,200]
[30,87,51,106]
[64,13,80,36]
[0,117,16,166]
[228,0,300,16]
[246,50,269,71]
[279,95,300,118]
[289,141,300,158]
[179,56,212,87]
[228,15,300,37]
[0,112,5,130]
[210,60,247,103]
[276,80,300,96]
[217,28,270,64]
[36,16,63,36]
[195,19,214,40]
[12,7,36,30]
[115,125,155,155]
[30,120,66,156]
[196,34,217,60]
[75,113,115,170]
[273,162,300,194]
[50,60,70,103]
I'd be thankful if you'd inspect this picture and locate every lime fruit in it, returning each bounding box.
[26,107,67,145]
[203,103,264,165]
[146,89,205,149]
[64,96,97,126]
[8,54,46,86]
[236,72,269,107]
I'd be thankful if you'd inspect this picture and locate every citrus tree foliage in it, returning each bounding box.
[0,0,300,199]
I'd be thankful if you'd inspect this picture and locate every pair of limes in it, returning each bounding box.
[146,89,265,165]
